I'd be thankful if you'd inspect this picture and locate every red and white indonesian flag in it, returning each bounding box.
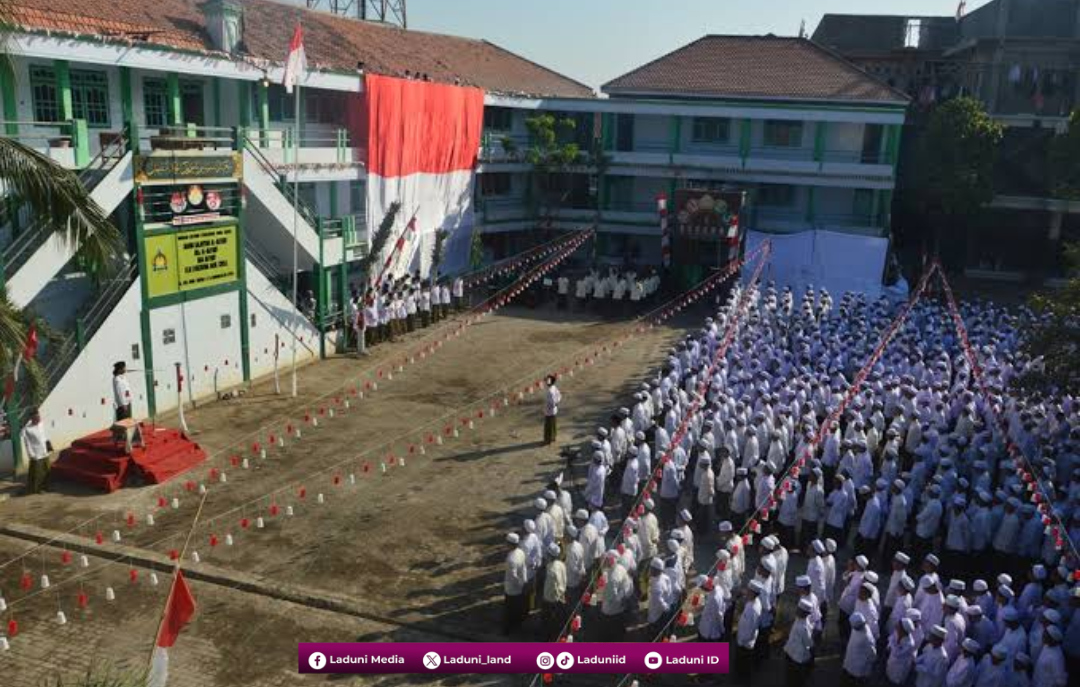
[283,24,307,94]
[364,74,484,277]
[147,570,197,687]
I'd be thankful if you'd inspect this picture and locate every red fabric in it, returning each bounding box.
[23,325,38,360]
[156,570,196,648]
[364,74,484,178]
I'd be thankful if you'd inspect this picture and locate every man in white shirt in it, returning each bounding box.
[543,375,561,445]
[503,533,528,635]
[22,408,52,494]
[735,580,765,681]
[452,276,465,312]
[784,597,816,687]
[113,361,132,421]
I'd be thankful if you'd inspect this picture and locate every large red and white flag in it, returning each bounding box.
[283,24,307,94]
[147,570,197,687]
[364,74,484,277]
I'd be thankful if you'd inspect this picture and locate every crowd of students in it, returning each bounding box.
[345,274,467,350]
[504,280,1078,687]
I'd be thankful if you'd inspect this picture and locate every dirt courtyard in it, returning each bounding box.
[1,302,692,686]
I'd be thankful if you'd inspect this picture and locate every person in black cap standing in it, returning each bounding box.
[113,361,132,422]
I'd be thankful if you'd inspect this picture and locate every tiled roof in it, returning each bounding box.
[812,14,959,55]
[602,35,909,105]
[8,0,594,98]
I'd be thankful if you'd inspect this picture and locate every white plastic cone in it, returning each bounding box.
[78,555,89,568]
[468,420,475,430]
[256,517,265,529]
[171,498,180,509]
[40,574,50,589]
[453,428,460,438]
[105,587,116,601]
[198,484,207,495]
[436,436,443,446]
[344,400,351,409]
[372,382,378,391]
[220,472,228,483]
[419,445,426,455]
[0,637,9,651]
[0,597,7,612]
[146,514,155,526]
[349,474,356,485]
[286,506,295,517]
[316,493,325,504]
[150,573,159,586]
[312,417,319,427]
[328,408,335,418]
[111,530,122,543]
[56,611,67,625]
[260,448,267,459]
[225,534,234,546]
[191,551,201,563]
[242,458,250,469]
[277,437,285,448]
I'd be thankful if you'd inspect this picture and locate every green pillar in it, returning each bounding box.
[167,73,182,126]
[70,119,90,168]
[237,80,251,129]
[1,60,18,136]
[669,116,682,154]
[739,119,752,168]
[601,113,615,151]
[258,80,270,146]
[211,77,222,128]
[54,60,73,120]
[814,121,828,166]
[120,67,138,152]
[885,124,902,168]
[236,169,252,383]
[315,218,327,359]
[133,179,157,416]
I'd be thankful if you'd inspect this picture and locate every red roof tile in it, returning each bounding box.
[602,35,908,104]
[8,0,594,98]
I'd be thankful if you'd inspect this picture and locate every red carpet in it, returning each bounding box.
[52,424,207,493]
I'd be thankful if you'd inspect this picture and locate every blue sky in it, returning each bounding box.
[401,0,985,89]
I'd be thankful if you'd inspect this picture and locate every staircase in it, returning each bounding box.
[3,133,133,308]
[242,137,330,268]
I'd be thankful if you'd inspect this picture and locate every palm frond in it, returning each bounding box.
[0,286,27,372]
[0,137,124,276]
[429,228,448,278]
[358,201,400,291]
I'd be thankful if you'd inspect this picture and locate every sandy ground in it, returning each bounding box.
[1,302,704,686]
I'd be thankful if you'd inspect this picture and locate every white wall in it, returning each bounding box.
[148,292,243,412]
[38,278,148,449]
[246,259,320,381]
[825,122,865,157]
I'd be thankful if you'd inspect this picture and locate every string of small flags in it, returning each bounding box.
[0,228,594,585]
[0,231,756,650]
[936,262,1079,565]
[600,263,941,687]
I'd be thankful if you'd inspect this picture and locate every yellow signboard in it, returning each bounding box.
[145,224,239,300]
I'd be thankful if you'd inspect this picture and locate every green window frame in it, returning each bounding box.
[483,107,513,132]
[691,117,730,144]
[480,172,512,197]
[763,120,804,147]
[759,184,797,208]
[143,78,169,127]
[29,66,59,122]
[70,69,110,127]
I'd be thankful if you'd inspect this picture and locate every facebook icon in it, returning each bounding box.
[308,652,327,670]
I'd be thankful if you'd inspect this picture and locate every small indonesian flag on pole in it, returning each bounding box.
[147,570,197,687]
[283,23,307,94]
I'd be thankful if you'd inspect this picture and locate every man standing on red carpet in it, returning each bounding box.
[113,361,132,422]
[21,407,52,494]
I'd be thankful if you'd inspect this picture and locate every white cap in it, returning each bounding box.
[547,543,560,557]
[850,612,867,628]
[534,497,548,510]
[506,532,520,544]
[930,625,947,640]
[855,555,869,570]
[650,558,665,571]
[962,638,980,654]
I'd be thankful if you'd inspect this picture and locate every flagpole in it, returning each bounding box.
[290,80,300,398]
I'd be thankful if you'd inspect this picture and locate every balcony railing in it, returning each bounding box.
[247,127,356,167]
[138,124,235,153]
[748,146,815,162]
[0,119,93,168]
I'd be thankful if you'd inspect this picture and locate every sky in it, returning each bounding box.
[397,0,987,89]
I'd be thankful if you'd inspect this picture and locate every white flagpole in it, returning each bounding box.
[290,81,300,398]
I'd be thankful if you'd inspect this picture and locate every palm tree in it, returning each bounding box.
[0,6,122,401]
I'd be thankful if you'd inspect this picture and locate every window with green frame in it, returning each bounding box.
[763,120,804,147]
[70,69,110,127]
[853,189,875,221]
[29,66,59,122]
[691,117,730,143]
[758,184,797,208]
[143,78,169,127]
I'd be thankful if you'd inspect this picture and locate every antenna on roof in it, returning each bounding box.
[799,19,806,39]
[306,0,407,28]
